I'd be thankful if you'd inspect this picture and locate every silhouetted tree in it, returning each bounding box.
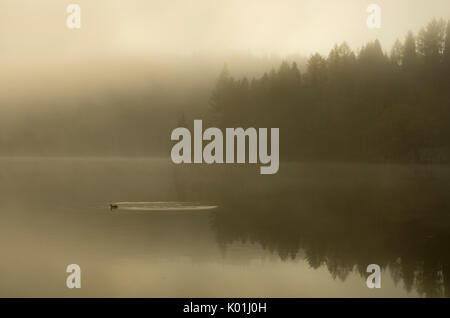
[391,39,403,67]
[403,31,418,71]
[417,18,447,66]
[208,19,450,163]
[443,20,450,68]
[306,53,328,87]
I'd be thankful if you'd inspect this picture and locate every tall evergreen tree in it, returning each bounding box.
[208,18,450,164]
[403,31,418,70]
[391,39,403,67]
[417,18,446,65]
[443,20,450,66]
[306,53,327,86]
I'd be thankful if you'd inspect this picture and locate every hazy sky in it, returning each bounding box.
[1,0,449,59]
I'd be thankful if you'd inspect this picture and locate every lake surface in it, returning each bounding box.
[1,157,449,297]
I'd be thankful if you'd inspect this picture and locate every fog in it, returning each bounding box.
[1,1,450,298]
[2,0,450,57]
[0,1,449,157]
[1,0,449,108]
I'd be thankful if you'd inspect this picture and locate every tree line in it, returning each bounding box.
[209,19,450,163]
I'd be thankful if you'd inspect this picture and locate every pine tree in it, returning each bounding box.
[306,53,327,86]
[443,20,450,66]
[403,31,417,70]
[390,39,403,67]
[417,18,446,65]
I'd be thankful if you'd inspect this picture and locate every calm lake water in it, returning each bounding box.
[1,157,449,297]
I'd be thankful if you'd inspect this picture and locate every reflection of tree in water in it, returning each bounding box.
[167,17,450,298]
[209,178,450,297]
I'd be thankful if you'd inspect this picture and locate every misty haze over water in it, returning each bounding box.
[2,158,449,297]
[0,0,449,298]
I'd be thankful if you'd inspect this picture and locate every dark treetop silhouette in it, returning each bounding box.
[208,18,450,164]
[1,19,449,162]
